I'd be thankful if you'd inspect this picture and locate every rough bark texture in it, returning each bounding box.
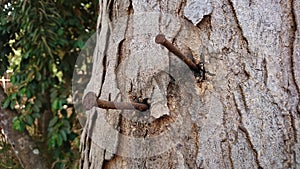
[80,0,300,168]
[0,87,49,169]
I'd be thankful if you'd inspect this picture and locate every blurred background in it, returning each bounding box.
[0,0,98,168]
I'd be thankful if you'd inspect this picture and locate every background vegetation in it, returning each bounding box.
[0,0,98,168]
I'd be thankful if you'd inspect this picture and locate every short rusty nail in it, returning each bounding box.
[155,34,198,71]
[83,92,149,111]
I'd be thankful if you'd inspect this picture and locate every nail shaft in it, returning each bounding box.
[97,99,149,111]
[155,34,198,71]
[83,92,149,111]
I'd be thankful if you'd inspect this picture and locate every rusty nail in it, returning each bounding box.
[155,34,199,71]
[83,92,149,111]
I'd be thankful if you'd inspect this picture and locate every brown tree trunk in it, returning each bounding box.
[0,87,49,169]
[80,0,300,168]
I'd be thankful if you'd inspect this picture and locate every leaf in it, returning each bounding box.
[26,89,31,98]
[57,28,63,36]
[9,100,16,110]
[10,93,17,99]
[75,40,84,49]
[32,104,40,113]
[20,87,26,95]
[41,36,53,57]
[10,76,16,84]
[62,119,70,129]
[35,99,42,108]
[52,99,59,110]
[58,99,65,110]
[48,135,57,148]
[25,114,34,126]
[2,98,10,109]
[49,116,58,127]
[57,133,63,146]
[50,88,58,100]
[12,117,25,132]
[60,130,67,141]
[32,112,41,118]
[68,132,78,140]
[35,71,42,81]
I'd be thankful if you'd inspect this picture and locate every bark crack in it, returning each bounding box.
[192,123,199,162]
[177,0,187,16]
[262,57,268,86]
[238,84,249,113]
[99,54,107,97]
[220,99,234,169]
[117,39,125,68]
[289,110,298,165]
[290,0,300,115]
[248,0,253,7]
[233,92,243,125]
[98,17,111,98]
[115,10,131,94]
[233,87,262,169]
[227,0,251,54]
[102,149,109,168]
[289,1,299,166]
[220,140,235,169]
[238,125,263,169]
[228,143,234,169]
[196,14,212,41]
[108,0,114,21]
[128,0,134,15]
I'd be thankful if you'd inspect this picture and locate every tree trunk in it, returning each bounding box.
[0,87,49,169]
[80,0,300,168]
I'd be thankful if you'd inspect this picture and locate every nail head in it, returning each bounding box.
[155,34,166,44]
[83,92,98,111]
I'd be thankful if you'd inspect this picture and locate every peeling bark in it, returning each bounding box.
[80,0,300,168]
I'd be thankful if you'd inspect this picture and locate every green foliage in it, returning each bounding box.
[0,0,98,168]
[0,134,23,169]
[12,116,26,132]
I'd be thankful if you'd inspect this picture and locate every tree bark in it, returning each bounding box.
[0,87,50,169]
[80,0,300,168]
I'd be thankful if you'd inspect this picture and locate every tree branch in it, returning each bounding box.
[0,87,49,169]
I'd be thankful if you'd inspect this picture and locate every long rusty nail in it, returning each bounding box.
[155,34,198,71]
[83,92,149,111]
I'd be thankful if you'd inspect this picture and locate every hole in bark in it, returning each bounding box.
[128,0,134,15]
[117,39,125,68]
[196,14,212,29]
[118,77,180,138]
